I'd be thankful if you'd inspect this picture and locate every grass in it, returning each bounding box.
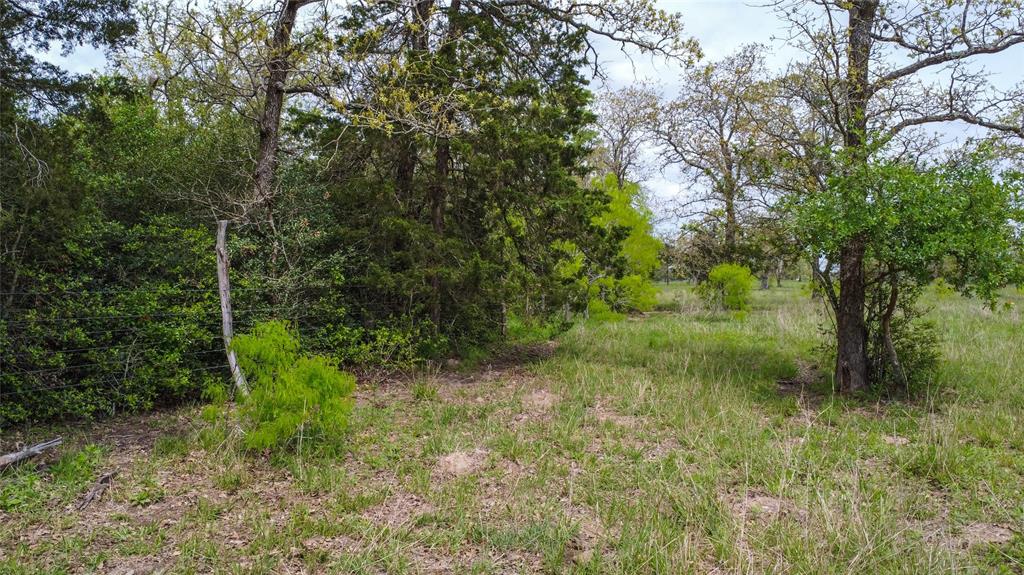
[1,282,1022,573]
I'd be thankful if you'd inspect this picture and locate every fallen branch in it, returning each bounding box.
[77,471,118,510]
[0,437,63,471]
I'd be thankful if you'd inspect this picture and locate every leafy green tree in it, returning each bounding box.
[587,174,662,313]
[1,0,135,109]
[792,148,1022,389]
[777,0,1024,391]
[1,0,702,423]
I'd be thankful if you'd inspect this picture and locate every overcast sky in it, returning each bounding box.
[592,1,1021,232]
[45,0,1021,233]
[594,1,795,226]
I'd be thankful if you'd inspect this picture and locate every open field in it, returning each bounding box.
[2,283,1022,574]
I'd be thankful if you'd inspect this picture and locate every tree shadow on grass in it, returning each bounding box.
[591,322,841,413]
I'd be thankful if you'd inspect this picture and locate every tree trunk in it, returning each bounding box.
[395,139,418,212]
[430,137,448,328]
[251,0,311,211]
[759,274,769,290]
[723,185,737,259]
[394,0,433,214]
[425,0,459,330]
[835,0,878,393]
[835,237,868,392]
[217,220,249,396]
[881,273,908,390]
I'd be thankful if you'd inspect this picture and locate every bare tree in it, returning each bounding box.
[592,84,659,187]
[653,45,773,260]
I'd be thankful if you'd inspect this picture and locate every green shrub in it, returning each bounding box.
[616,275,659,312]
[50,445,104,487]
[505,313,567,343]
[232,321,356,451]
[933,278,955,299]
[312,322,447,369]
[586,298,626,322]
[696,264,756,311]
[0,471,44,512]
[0,216,222,425]
[866,283,941,391]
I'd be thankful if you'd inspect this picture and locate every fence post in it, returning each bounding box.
[216,220,249,396]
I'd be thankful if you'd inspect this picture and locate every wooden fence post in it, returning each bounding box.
[216,220,249,396]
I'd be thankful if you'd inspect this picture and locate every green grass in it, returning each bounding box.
[2,282,1022,573]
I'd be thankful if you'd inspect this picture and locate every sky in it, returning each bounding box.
[43,0,1022,232]
[593,1,797,227]
[591,1,1021,232]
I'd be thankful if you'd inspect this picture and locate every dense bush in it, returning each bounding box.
[574,176,662,317]
[866,282,941,390]
[1,15,665,423]
[0,216,223,425]
[232,321,356,451]
[697,264,756,311]
[586,298,627,322]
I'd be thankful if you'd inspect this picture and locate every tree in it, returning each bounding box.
[2,0,138,312]
[653,45,774,264]
[0,0,136,109]
[792,147,1022,388]
[330,0,697,328]
[2,0,138,284]
[125,0,331,394]
[778,0,1024,391]
[588,174,662,312]
[2,0,705,422]
[592,84,659,187]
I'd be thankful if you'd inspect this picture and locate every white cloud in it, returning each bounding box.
[41,44,107,76]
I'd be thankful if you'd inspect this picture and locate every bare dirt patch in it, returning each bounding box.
[436,448,489,477]
[776,359,831,411]
[478,459,532,515]
[101,555,173,575]
[917,511,1018,551]
[302,533,360,554]
[565,505,608,565]
[1,409,192,470]
[882,434,910,446]
[729,490,805,524]
[777,359,820,390]
[363,491,436,528]
[522,389,558,411]
[949,523,1015,549]
[644,437,683,461]
[592,403,638,428]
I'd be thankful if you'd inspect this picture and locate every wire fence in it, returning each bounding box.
[1,286,321,420]
[1,283,508,421]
